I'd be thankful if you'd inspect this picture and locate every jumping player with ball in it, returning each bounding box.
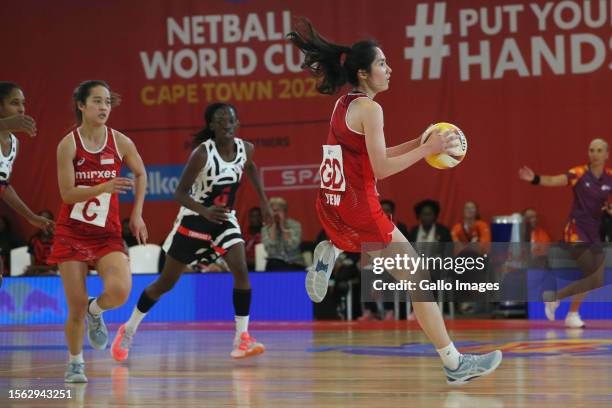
[288,18,499,385]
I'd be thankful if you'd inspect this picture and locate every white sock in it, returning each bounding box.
[88,298,105,316]
[567,311,579,318]
[235,315,249,339]
[437,343,461,370]
[69,352,84,364]
[125,307,147,334]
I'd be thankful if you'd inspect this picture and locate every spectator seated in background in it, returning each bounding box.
[26,210,57,276]
[243,207,262,271]
[262,197,304,271]
[407,199,452,243]
[451,200,491,256]
[0,215,24,277]
[407,199,453,317]
[361,199,409,320]
[380,199,409,237]
[522,208,551,264]
[122,217,139,249]
[451,200,491,315]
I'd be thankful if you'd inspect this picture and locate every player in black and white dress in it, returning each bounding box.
[0,82,54,286]
[111,103,272,360]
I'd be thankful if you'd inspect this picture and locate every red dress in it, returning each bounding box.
[316,92,394,252]
[48,127,126,264]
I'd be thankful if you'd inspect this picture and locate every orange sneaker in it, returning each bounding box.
[231,332,265,359]
[111,324,134,362]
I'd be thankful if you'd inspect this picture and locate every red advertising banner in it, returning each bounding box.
[2,0,610,243]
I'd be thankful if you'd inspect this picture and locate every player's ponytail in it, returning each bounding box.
[192,103,238,148]
[287,17,379,95]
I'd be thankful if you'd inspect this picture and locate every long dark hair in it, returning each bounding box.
[72,80,121,125]
[287,17,379,95]
[192,103,238,148]
[0,82,21,104]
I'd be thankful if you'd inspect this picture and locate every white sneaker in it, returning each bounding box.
[64,362,87,383]
[565,312,585,328]
[306,241,339,303]
[544,301,559,321]
[443,351,503,385]
[86,297,108,350]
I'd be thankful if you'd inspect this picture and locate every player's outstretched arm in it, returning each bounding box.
[0,140,53,232]
[1,185,54,233]
[117,132,148,244]
[518,166,568,186]
[243,142,272,225]
[0,114,36,137]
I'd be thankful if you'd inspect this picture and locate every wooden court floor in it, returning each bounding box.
[1,320,611,407]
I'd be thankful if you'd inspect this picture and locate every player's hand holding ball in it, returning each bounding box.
[421,123,468,169]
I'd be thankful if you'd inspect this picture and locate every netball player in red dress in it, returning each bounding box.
[48,80,148,383]
[288,19,502,384]
[0,82,54,288]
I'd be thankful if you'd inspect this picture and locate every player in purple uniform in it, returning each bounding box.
[519,138,612,327]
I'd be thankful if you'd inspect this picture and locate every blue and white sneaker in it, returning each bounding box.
[86,297,108,350]
[64,362,88,383]
[444,350,503,385]
[306,241,339,303]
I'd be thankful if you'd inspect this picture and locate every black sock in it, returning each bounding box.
[233,288,251,317]
[136,290,158,314]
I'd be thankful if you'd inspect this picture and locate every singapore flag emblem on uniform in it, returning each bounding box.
[100,153,114,165]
